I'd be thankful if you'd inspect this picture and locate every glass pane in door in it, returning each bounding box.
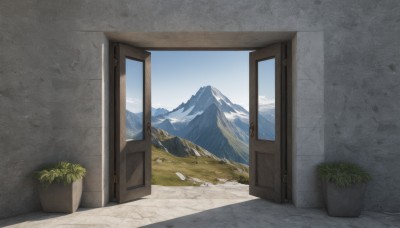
[257,58,275,141]
[125,58,144,141]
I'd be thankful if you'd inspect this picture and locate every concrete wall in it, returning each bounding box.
[292,32,325,207]
[0,0,399,218]
[0,2,110,217]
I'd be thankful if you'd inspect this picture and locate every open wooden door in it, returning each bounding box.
[249,43,288,203]
[112,43,151,203]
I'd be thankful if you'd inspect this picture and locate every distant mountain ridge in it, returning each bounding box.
[127,85,275,164]
[152,127,218,159]
[152,86,251,164]
[181,103,249,163]
[151,127,249,186]
[152,107,169,116]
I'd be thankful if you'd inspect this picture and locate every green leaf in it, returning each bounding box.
[35,161,86,186]
[317,162,371,188]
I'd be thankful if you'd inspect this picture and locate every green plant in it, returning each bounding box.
[237,175,249,184]
[317,162,371,188]
[35,161,86,186]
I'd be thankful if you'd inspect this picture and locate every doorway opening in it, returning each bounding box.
[109,42,292,204]
[150,51,251,187]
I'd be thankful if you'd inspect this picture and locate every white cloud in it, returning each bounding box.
[126,97,142,105]
[258,96,275,105]
[152,103,163,108]
[126,97,143,113]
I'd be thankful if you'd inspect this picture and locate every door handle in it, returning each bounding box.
[147,122,151,136]
[249,122,255,138]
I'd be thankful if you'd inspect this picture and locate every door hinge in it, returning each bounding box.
[283,173,288,184]
[114,174,118,184]
[113,58,119,67]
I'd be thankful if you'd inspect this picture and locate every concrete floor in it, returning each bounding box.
[0,184,399,228]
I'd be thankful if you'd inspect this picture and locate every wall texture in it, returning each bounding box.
[292,32,325,207]
[0,0,399,218]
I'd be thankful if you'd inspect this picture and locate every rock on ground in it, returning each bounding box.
[175,172,186,181]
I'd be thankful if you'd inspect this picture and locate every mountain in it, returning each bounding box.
[126,110,143,140]
[152,86,251,164]
[152,107,169,117]
[151,127,249,186]
[181,104,249,163]
[151,127,217,159]
[125,107,169,139]
[127,86,275,164]
[257,96,276,140]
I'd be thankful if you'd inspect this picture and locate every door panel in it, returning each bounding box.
[114,43,151,203]
[249,43,286,203]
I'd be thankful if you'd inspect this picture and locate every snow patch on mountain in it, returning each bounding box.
[224,111,249,121]
[192,148,201,157]
[161,106,203,124]
[210,87,226,104]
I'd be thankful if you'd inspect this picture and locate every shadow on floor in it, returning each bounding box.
[0,212,67,227]
[141,199,400,228]
[1,197,398,227]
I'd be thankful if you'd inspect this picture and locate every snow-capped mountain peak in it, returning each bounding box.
[151,86,250,157]
[153,86,248,125]
[148,86,254,164]
[186,86,245,113]
[199,85,233,105]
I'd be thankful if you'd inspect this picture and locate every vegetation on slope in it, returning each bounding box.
[152,146,249,186]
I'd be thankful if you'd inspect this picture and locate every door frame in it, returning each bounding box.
[109,42,117,201]
[108,42,292,203]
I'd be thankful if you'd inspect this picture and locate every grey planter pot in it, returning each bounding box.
[38,179,82,213]
[322,181,366,217]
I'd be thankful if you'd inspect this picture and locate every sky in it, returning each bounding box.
[258,58,276,105]
[151,51,251,111]
[126,58,144,113]
[126,51,276,113]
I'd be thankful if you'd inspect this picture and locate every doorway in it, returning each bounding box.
[150,51,250,187]
[109,42,292,204]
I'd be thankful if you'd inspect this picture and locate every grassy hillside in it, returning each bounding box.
[152,145,249,186]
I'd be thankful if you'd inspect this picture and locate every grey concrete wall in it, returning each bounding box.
[0,2,109,218]
[1,0,399,218]
[292,32,325,207]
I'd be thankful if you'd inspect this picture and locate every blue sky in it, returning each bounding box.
[126,58,144,113]
[151,51,251,110]
[126,51,276,112]
[258,58,276,105]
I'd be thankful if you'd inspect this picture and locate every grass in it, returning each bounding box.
[152,146,249,186]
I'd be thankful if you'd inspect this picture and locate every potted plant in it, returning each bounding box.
[317,162,371,217]
[35,161,86,213]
